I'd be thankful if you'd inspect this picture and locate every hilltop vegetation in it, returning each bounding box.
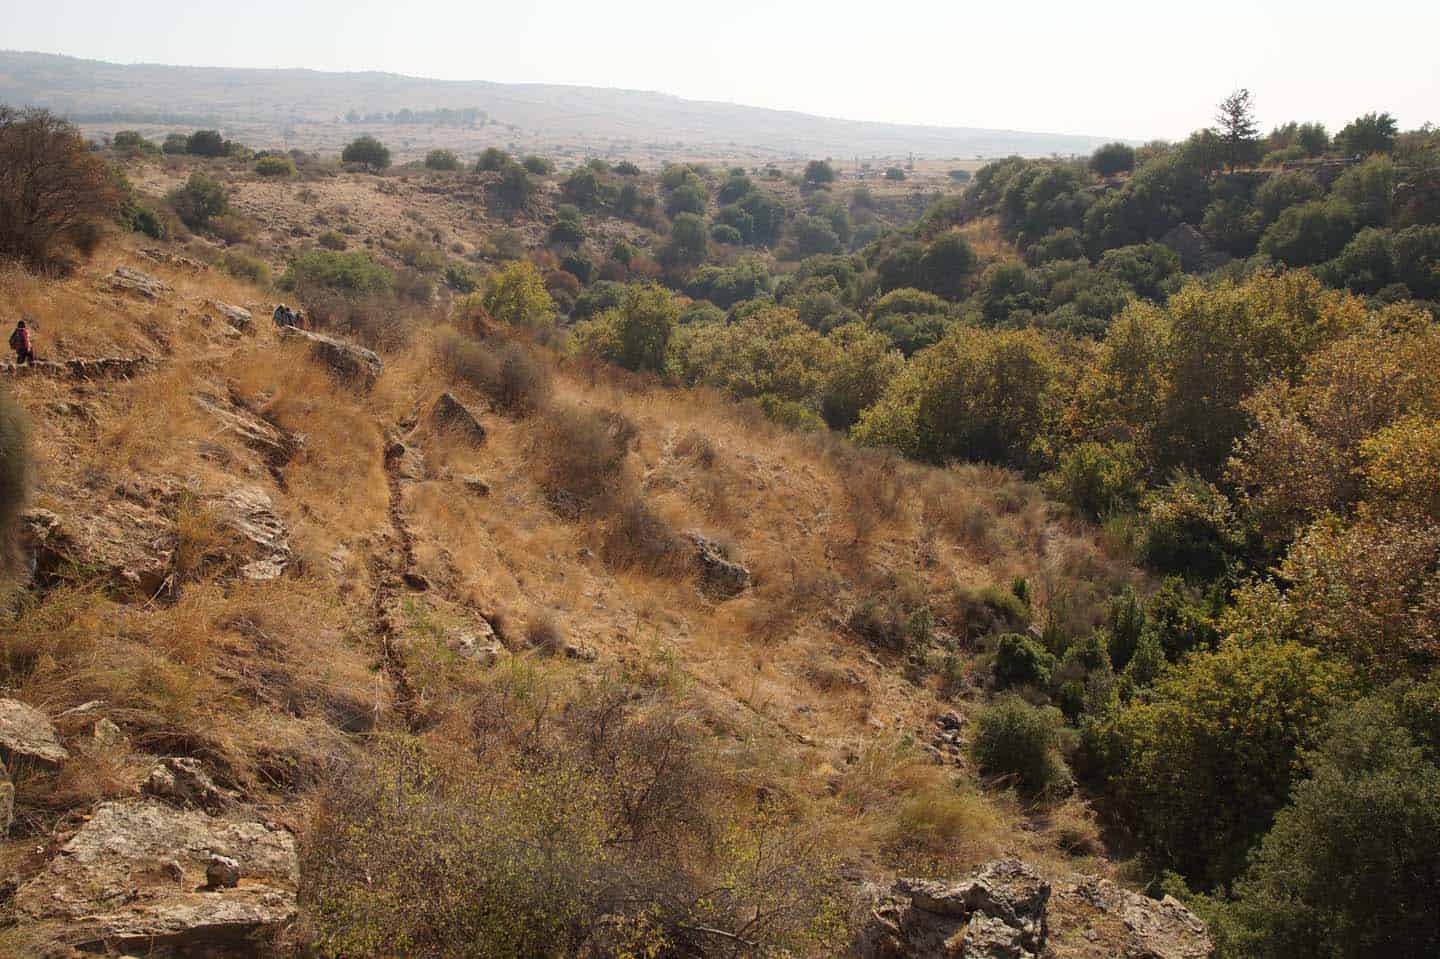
[1,88,1439,957]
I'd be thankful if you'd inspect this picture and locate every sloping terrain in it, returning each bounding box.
[0,235,1209,956]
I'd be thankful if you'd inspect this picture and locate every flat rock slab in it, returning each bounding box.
[104,266,172,300]
[431,392,486,445]
[0,698,69,766]
[16,799,298,952]
[215,486,292,581]
[22,504,175,599]
[278,327,382,389]
[194,393,301,469]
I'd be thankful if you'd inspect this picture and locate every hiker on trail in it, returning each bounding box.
[273,304,300,329]
[9,320,34,365]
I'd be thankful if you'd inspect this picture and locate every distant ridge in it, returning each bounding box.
[0,50,1118,159]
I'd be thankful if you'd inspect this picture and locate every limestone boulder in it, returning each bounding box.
[278,327,382,388]
[0,698,70,766]
[104,266,172,300]
[22,504,174,599]
[689,532,751,599]
[214,486,292,581]
[14,799,298,953]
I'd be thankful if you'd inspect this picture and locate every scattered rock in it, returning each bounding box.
[1,357,157,380]
[461,474,491,496]
[92,718,127,751]
[564,643,599,663]
[278,327,383,388]
[447,618,505,666]
[0,698,71,767]
[857,859,1051,959]
[205,855,241,891]
[14,799,298,952]
[215,486,292,581]
[142,757,236,813]
[1053,876,1212,959]
[104,266,172,300]
[209,301,252,334]
[430,392,487,445]
[385,440,427,482]
[689,532,751,599]
[402,571,431,591]
[139,248,207,272]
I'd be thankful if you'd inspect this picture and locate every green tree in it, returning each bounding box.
[1095,639,1350,887]
[572,283,678,374]
[522,155,554,175]
[1214,89,1261,171]
[254,155,296,177]
[1336,112,1399,155]
[820,322,902,430]
[1090,142,1136,177]
[1259,199,1356,266]
[803,160,836,186]
[1256,171,1323,224]
[342,136,391,171]
[476,147,511,172]
[1210,685,1440,959]
[662,212,709,266]
[280,249,393,296]
[186,129,227,157]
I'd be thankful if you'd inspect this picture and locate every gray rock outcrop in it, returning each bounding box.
[690,532,751,599]
[14,799,298,952]
[431,392,487,445]
[278,327,383,388]
[104,266,172,300]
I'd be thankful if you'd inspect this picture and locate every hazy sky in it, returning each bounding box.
[9,0,1438,140]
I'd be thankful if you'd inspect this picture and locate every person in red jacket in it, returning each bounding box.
[8,320,34,365]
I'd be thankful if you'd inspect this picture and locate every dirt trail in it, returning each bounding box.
[367,436,424,731]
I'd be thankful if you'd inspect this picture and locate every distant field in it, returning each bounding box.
[0,50,1119,164]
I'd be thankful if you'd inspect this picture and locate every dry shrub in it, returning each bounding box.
[525,609,564,655]
[173,494,242,583]
[534,403,637,514]
[921,474,998,557]
[601,495,685,574]
[302,679,844,957]
[833,446,904,542]
[674,429,717,469]
[887,782,1008,865]
[299,287,411,351]
[435,327,552,415]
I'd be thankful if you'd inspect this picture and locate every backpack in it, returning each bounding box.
[8,328,20,350]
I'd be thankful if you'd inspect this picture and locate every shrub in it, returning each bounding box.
[1138,473,1241,581]
[522,155,554,176]
[436,329,551,415]
[0,107,122,268]
[1255,171,1323,223]
[424,149,459,171]
[186,129,227,157]
[601,495,685,574]
[1093,639,1350,888]
[128,206,166,240]
[280,249,393,296]
[221,250,270,285]
[710,223,743,246]
[884,167,906,181]
[477,260,557,329]
[317,230,347,251]
[1045,442,1144,521]
[535,405,637,512]
[476,147,511,172]
[1260,199,1356,266]
[254,155,296,177]
[569,283,678,374]
[341,135,391,171]
[803,160,836,185]
[971,697,1068,795]
[994,633,1056,689]
[167,172,228,231]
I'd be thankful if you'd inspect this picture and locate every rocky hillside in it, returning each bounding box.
[0,237,1210,956]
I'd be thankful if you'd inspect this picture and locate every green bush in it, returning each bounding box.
[317,230,347,251]
[1094,639,1350,887]
[128,206,166,240]
[280,249,393,296]
[436,328,551,415]
[1090,142,1136,177]
[971,697,1068,795]
[254,155,296,177]
[1260,199,1356,266]
[1045,441,1144,520]
[1138,473,1242,581]
[569,283,678,374]
[522,155,554,176]
[424,149,459,171]
[476,147,511,172]
[804,160,836,185]
[166,172,228,230]
[221,250,271,285]
[186,129,227,157]
[1209,683,1440,958]
[994,633,1056,689]
[710,223,743,245]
